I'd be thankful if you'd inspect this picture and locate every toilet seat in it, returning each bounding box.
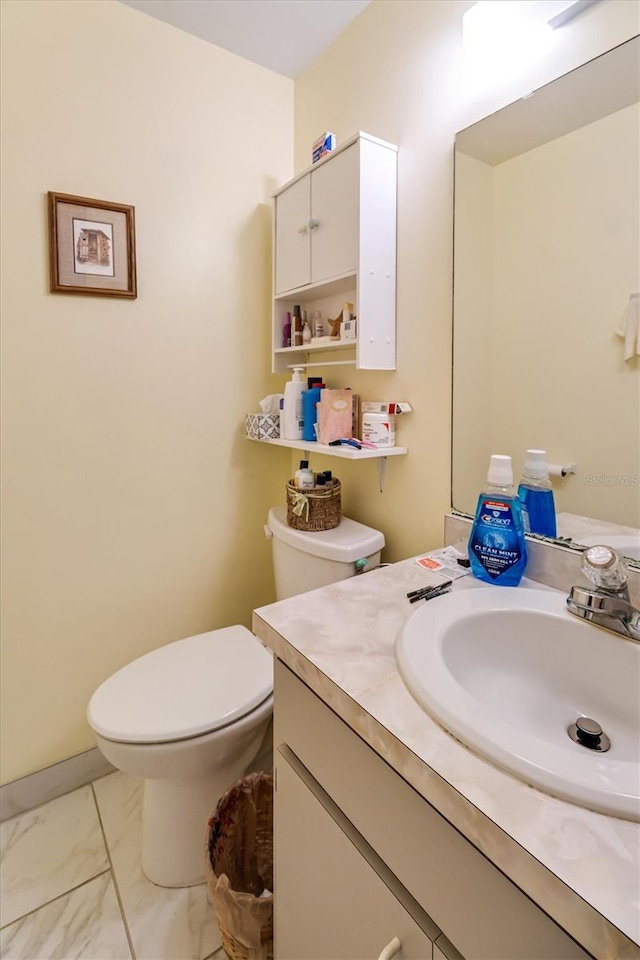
[87,625,273,744]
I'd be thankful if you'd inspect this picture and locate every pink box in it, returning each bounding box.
[317,389,353,444]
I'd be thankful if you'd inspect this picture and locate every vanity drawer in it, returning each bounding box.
[276,744,438,959]
[274,660,592,960]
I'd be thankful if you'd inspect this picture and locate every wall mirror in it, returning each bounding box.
[452,36,640,563]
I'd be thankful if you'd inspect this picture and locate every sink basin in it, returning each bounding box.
[396,586,640,821]
[578,535,640,562]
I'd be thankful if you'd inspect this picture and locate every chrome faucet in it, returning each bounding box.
[567,545,640,642]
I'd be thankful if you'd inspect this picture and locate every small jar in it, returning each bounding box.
[362,412,396,447]
[312,311,324,338]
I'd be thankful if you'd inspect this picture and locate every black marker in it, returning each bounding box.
[407,580,453,602]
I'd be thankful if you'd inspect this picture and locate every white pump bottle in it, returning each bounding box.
[281,366,306,440]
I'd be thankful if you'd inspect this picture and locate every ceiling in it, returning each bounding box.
[120,0,372,78]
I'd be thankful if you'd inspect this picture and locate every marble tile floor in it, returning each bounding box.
[0,771,227,960]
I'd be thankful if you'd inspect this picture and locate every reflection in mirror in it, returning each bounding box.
[453,37,640,564]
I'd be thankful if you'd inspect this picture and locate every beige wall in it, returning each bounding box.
[0,0,293,784]
[292,0,639,556]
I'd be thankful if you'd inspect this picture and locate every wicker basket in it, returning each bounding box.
[286,478,341,532]
[206,773,273,960]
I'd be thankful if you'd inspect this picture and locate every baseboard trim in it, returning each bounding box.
[0,747,115,822]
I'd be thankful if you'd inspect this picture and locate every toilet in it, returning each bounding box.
[87,508,384,888]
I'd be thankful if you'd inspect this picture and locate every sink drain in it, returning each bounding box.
[568,717,610,752]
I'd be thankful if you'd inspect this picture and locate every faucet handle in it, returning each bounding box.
[582,544,629,592]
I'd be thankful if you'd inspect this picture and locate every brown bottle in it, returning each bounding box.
[292,304,303,347]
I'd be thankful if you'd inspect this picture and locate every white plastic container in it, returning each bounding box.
[281,366,305,440]
[266,506,384,600]
[362,411,396,447]
[294,460,314,489]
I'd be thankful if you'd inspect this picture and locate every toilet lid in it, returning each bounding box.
[87,625,273,744]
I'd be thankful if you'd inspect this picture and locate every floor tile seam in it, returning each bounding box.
[91,781,137,960]
[0,867,111,931]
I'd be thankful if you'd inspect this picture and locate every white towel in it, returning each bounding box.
[616,293,640,361]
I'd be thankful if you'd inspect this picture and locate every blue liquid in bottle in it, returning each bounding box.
[518,484,557,538]
[302,383,324,442]
[468,455,528,587]
[517,449,557,538]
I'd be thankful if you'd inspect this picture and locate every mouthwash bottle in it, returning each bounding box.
[469,455,528,586]
[518,449,557,538]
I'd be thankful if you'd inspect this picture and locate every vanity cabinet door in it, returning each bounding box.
[275,747,436,960]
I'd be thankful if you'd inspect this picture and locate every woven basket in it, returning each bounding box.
[206,772,273,960]
[286,478,341,532]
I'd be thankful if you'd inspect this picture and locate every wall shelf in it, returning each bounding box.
[275,340,355,356]
[248,437,407,460]
[248,437,407,491]
[288,359,356,369]
[274,272,357,302]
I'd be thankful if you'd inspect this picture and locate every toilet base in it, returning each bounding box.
[92,690,273,888]
[141,743,268,887]
[142,774,220,887]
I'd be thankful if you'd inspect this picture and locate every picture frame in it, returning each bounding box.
[48,192,137,298]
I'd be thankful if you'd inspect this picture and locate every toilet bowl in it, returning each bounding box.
[89,507,385,889]
[88,625,273,887]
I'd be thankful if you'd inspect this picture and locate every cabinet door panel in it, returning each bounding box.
[275,175,311,294]
[276,751,435,960]
[310,144,359,284]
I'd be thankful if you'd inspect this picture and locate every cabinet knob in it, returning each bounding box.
[377,937,401,960]
[297,225,308,234]
[308,218,319,230]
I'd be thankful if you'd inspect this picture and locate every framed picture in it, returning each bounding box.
[48,192,137,298]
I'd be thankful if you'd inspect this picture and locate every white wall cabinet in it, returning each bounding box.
[272,132,397,373]
[275,143,359,294]
[274,660,593,960]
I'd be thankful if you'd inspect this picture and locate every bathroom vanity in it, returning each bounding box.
[252,559,640,960]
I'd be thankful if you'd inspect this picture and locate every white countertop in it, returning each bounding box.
[252,558,640,960]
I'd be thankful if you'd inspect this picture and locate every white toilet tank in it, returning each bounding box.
[266,506,385,601]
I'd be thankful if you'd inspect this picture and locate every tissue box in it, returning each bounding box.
[245,413,280,440]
